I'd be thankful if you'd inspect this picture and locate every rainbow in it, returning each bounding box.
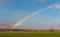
[12,5,53,28]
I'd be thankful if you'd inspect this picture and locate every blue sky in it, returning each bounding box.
[0,0,60,29]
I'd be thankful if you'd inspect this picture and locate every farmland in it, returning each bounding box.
[0,32,60,37]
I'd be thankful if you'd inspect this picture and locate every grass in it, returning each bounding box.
[0,32,60,37]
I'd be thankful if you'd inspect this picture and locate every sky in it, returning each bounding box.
[0,0,60,29]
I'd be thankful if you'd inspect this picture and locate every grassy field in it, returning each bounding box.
[0,32,60,37]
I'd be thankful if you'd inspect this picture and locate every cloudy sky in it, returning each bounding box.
[0,0,60,29]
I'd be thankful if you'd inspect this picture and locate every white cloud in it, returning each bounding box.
[53,18,60,24]
[55,12,60,14]
[52,3,60,9]
[48,18,60,29]
[18,17,60,29]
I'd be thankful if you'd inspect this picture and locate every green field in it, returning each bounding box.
[0,32,60,37]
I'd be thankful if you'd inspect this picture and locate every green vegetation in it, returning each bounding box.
[0,32,60,37]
